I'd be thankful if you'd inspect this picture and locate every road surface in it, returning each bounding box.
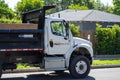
[1,68,120,80]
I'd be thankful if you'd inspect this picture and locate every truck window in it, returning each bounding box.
[51,21,67,37]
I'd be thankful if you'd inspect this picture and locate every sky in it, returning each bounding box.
[4,0,113,10]
[4,0,21,10]
[101,0,113,6]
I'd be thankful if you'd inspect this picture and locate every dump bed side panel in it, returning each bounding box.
[0,23,37,30]
[0,23,44,64]
[0,23,44,50]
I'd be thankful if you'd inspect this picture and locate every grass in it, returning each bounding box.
[93,59,120,66]
[17,63,32,69]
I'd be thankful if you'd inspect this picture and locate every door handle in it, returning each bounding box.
[50,39,53,47]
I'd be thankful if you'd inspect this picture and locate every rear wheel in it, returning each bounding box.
[69,56,90,79]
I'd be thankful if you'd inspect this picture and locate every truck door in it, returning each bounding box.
[48,20,71,55]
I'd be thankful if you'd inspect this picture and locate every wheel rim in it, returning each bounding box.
[75,60,87,74]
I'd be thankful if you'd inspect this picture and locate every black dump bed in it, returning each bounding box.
[0,29,44,50]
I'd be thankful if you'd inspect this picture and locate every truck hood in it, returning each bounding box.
[73,37,92,46]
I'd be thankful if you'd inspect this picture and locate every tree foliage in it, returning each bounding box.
[94,0,113,12]
[107,6,115,14]
[95,24,120,54]
[0,0,16,19]
[68,4,88,10]
[72,0,94,9]
[107,0,120,15]
[44,0,68,10]
[44,0,71,14]
[113,0,120,15]
[94,0,105,10]
[44,0,94,12]
[16,0,44,15]
[0,18,21,23]
[69,23,80,37]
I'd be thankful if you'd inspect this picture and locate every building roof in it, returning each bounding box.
[49,9,120,23]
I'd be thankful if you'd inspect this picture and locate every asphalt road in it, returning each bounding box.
[1,68,120,80]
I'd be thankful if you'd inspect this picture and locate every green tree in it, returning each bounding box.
[16,0,44,16]
[44,0,71,14]
[68,4,88,10]
[0,0,16,19]
[107,6,114,13]
[113,0,120,15]
[72,0,94,9]
[44,0,94,12]
[94,0,107,11]
[69,23,80,37]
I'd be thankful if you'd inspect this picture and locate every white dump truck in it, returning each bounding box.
[0,6,93,79]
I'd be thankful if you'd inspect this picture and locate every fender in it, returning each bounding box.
[65,43,93,68]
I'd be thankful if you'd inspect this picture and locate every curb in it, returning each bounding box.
[94,55,120,60]
[3,68,43,74]
[92,65,120,69]
[3,65,120,73]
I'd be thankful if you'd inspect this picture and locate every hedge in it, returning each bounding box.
[95,24,120,54]
[69,23,80,37]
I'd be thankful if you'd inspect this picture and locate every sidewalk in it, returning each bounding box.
[92,65,120,69]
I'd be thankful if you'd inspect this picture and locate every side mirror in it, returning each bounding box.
[87,34,91,41]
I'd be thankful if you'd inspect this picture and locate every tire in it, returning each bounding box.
[55,70,64,74]
[69,56,90,79]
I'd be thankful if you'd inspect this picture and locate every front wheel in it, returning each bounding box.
[69,56,90,79]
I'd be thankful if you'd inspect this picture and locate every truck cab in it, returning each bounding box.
[44,17,72,55]
[0,6,93,79]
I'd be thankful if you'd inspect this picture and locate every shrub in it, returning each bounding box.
[95,24,120,54]
[69,23,80,37]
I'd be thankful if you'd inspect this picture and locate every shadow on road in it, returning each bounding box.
[2,72,95,80]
